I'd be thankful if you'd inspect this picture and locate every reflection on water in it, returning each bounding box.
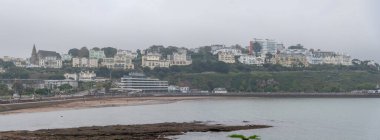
[1,98,380,140]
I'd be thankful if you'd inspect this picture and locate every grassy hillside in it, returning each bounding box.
[164,71,380,92]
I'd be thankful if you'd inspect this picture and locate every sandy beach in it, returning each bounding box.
[0,96,220,115]
[2,93,379,115]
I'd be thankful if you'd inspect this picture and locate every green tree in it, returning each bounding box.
[59,84,73,93]
[213,61,230,73]
[48,74,65,80]
[92,47,101,51]
[79,47,89,58]
[133,49,143,69]
[24,87,35,95]
[12,82,24,97]
[101,47,118,58]
[0,84,11,96]
[35,88,49,96]
[0,59,16,68]
[68,48,80,57]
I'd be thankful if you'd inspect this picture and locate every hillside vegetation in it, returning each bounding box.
[163,71,380,92]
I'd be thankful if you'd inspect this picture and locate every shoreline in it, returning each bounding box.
[0,96,219,115]
[1,93,380,115]
[0,121,271,140]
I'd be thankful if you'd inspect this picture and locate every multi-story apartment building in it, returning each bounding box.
[249,39,283,56]
[118,72,168,92]
[307,50,351,66]
[218,52,236,64]
[100,50,134,69]
[89,58,99,68]
[72,57,99,68]
[276,53,309,67]
[238,55,264,65]
[37,50,62,68]
[113,53,134,69]
[61,54,72,61]
[116,49,138,59]
[101,58,115,69]
[167,49,192,66]
[89,49,106,59]
[72,57,88,67]
[142,52,170,69]
[212,47,242,56]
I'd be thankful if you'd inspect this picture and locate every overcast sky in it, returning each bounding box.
[0,0,379,61]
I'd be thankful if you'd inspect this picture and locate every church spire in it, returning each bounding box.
[30,44,38,65]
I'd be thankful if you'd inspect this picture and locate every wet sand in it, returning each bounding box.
[2,92,376,115]
[0,96,221,115]
[0,122,271,140]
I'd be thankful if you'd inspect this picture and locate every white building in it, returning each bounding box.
[238,55,264,65]
[64,73,78,81]
[72,57,88,67]
[1,56,15,62]
[180,87,190,93]
[73,57,99,68]
[79,71,96,81]
[13,58,28,67]
[0,67,5,73]
[210,45,226,52]
[44,80,78,89]
[168,85,180,93]
[61,54,72,61]
[167,49,192,66]
[116,50,138,59]
[283,47,309,55]
[100,50,134,69]
[218,52,236,64]
[307,50,352,66]
[89,49,106,59]
[142,52,170,69]
[89,58,99,68]
[212,48,242,56]
[250,39,282,56]
[213,88,228,94]
[113,53,134,69]
[37,50,62,68]
[101,58,115,69]
[118,73,169,92]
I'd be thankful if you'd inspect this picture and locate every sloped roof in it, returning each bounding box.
[37,50,61,59]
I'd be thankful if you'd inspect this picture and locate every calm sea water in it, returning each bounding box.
[1,97,380,140]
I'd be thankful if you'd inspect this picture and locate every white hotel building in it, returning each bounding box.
[118,73,169,92]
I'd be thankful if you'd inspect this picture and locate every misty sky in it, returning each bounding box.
[0,0,379,61]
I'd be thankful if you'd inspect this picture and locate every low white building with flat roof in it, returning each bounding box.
[44,80,78,89]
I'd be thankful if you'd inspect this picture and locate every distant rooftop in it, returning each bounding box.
[128,72,146,77]
[38,50,61,59]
